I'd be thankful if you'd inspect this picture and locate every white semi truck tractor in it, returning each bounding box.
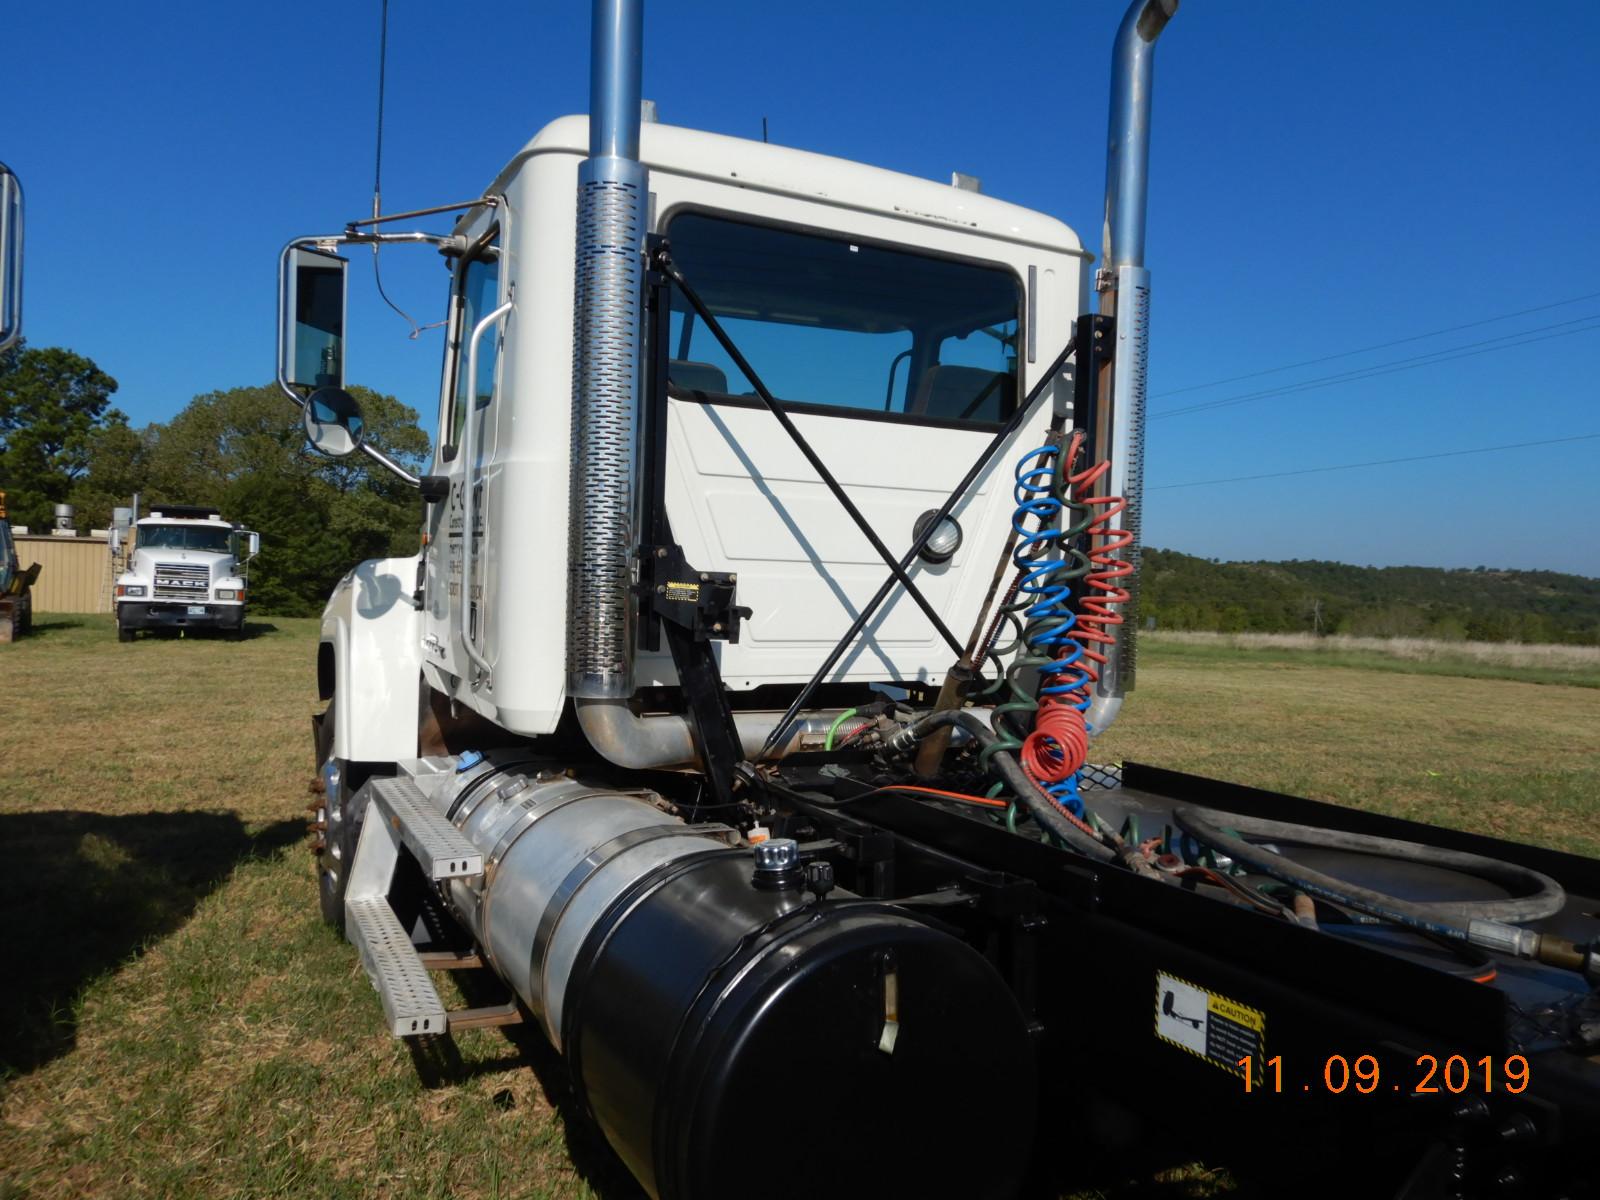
[113,505,258,641]
[280,4,1600,1197]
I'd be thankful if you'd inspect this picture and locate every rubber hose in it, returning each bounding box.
[906,710,1115,863]
[825,708,858,752]
[1172,806,1566,933]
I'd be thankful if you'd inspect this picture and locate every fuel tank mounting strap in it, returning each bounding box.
[445,756,549,821]
[529,823,738,1009]
[476,789,621,956]
[484,788,615,871]
[453,771,531,829]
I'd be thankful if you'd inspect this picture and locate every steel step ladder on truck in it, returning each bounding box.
[278,3,1600,1197]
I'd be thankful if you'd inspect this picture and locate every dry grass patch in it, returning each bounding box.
[1,614,1595,1199]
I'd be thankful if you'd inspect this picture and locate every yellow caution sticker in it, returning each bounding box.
[664,581,701,603]
[1155,971,1265,1078]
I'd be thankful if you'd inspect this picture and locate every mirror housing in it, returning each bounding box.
[0,163,22,353]
[243,531,261,561]
[303,387,366,457]
[280,246,348,393]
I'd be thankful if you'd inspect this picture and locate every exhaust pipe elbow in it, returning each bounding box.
[575,700,854,771]
[1103,0,1178,272]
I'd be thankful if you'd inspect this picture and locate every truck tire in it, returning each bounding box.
[314,701,358,932]
[117,622,134,643]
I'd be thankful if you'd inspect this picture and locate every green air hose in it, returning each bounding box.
[824,708,859,752]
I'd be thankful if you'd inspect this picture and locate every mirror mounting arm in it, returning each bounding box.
[276,233,442,490]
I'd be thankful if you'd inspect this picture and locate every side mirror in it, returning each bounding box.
[303,386,366,457]
[0,163,22,354]
[280,246,348,392]
[244,531,261,561]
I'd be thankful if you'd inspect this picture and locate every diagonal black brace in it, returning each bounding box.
[759,331,1080,757]
[656,248,966,660]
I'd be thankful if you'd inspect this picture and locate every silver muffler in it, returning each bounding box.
[1085,0,1176,736]
[567,0,647,702]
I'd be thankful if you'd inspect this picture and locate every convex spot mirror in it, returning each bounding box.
[303,387,365,458]
[280,245,348,392]
[0,163,23,353]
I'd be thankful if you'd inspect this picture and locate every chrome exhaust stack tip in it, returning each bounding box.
[1088,0,1177,731]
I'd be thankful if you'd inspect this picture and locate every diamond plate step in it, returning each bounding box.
[369,776,483,881]
[346,895,448,1037]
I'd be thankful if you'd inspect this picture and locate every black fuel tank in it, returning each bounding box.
[561,850,1037,1200]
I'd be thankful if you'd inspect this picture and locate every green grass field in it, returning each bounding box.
[1,617,1596,1199]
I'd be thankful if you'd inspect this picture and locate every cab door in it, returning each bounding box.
[422,218,503,688]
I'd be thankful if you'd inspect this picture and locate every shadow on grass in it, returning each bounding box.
[400,957,646,1200]
[16,618,87,638]
[0,809,304,1077]
[132,621,280,643]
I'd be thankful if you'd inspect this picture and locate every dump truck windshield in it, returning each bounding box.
[665,212,1020,428]
[137,524,233,552]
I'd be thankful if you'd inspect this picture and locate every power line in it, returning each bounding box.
[1155,289,1600,398]
[1151,432,1600,492]
[1151,317,1600,421]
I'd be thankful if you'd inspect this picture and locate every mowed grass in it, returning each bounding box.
[1096,632,1600,859]
[1,616,1596,1199]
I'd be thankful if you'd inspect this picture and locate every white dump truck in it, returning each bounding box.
[113,505,258,641]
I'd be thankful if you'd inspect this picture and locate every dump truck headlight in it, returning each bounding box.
[216,588,239,601]
[117,584,147,597]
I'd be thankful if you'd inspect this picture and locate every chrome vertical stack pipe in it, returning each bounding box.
[567,0,647,700]
[1086,0,1176,735]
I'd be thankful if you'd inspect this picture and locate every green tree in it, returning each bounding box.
[0,341,122,530]
[69,420,152,531]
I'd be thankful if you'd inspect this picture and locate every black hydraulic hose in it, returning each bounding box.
[759,333,1080,758]
[1171,807,1567,934]
[903,710,1116,863]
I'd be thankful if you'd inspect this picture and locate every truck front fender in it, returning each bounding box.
[320,556,422,765]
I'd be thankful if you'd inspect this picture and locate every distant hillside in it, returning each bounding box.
[1139,549,1600,645]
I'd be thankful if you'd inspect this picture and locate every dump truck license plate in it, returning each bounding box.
[188,605,206,615]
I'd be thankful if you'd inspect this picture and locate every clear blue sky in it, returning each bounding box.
[5,1,1597,573]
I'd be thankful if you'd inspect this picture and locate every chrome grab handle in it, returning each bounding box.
[459,299,514,686]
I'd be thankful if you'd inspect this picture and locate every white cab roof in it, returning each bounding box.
[485,116,1086,258]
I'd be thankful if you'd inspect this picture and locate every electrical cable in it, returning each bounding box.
[1155,289,1600,398]
[1152,317,1600,422]
[1151,432,1600,492]
[853,785,1012,811]
[367,0,440,340]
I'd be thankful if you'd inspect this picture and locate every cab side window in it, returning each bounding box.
[440,233,501,461]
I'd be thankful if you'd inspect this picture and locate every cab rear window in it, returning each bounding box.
[665,213,1020,429]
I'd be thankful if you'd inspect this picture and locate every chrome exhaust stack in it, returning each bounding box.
[1085,0,1176,737]
[567,0,647,701]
